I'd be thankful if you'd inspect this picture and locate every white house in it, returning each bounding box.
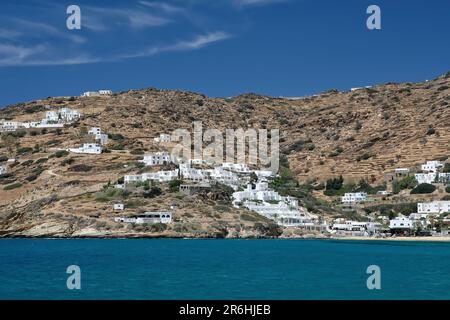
[0,166,6,175]
[88,127,108,145]
[394,168,410,175]
[233,181,282,204]
[154,134,171,143]
[415,172,437,184]
[124,169,180,184]
[142,152,173,166]
[221,162,250,173]
[422,161,443,173]
[113,203,124,211]
[341,192,368,204]
[114,212,172,224]
[0,120,19,132]
[179,163,206,182]
[44,111,59,123]
[389,216,413,230]
[82,91,101,97]
[59,108,81,123]
[99,90,112,95]
[376,190,391,196]
[88,127,101,135]
[69,143,102,154]
[417,201,450,214]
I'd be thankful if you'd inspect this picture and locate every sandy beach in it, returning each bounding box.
[331,236,450,242]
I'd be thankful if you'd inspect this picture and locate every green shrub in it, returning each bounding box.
[411,183,436,194]
[4,183,22,190]
[35,158,48,164]
[69,164,92,172]
[20,159,34,166]
[393,176,417,194]
[17,147,32,155]
[446,186,450,193]
[53,150,69,158]
[169,179,183,192]
[61,158,74,166]
[0,156,7,162]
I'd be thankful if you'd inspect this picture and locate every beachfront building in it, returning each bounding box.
[154,134,171,143]
[142,152,173,166]
[69,143,102,155]
[244,200,315,227]
[417,201,450,214]
[389,215,413,231]
[422,161,443,173]
[113,203,124,211]
[341,192,368,204]
[114,212,172,224]
[232,181,316,227]
[330,219,382,236]
[233,181,282,204]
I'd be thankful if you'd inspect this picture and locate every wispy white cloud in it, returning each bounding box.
[122,31,231,58]
[83,5,171,31]
[233,0,288,7]
[138,1,186,14]
[0,43,99,67]
[0,31,231,67]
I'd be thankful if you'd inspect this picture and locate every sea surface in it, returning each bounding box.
[1,238,450,300]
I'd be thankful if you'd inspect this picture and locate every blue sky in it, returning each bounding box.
[0,0,449,107]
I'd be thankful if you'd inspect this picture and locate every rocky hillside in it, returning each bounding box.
[0,71,449,237]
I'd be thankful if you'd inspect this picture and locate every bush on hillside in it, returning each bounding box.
[411,183,436,194]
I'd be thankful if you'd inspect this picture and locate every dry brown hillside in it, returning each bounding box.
[0,71,449,237]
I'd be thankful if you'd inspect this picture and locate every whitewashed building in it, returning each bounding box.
[221,162,250,173]
[88,127,108,145]
[99,90,112,95]
[0,166,6,175]
[415,172,437,184]
[417,201,450,214]
[233,181,282,204]
[142,152,173,166]
[124,169,179,184]
[389,216,413,230]
[69,143,102,154]
[233,181,315,227]
[114,212,172,224]
[113,203,124,211]
[154,134,171,143]
[82,91,101,97]
[341,192,368,204]
[0,120,19,132]
[422,161,443,173]
[59,108,81,123]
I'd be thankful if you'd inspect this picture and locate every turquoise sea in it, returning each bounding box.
[1,239,450,300]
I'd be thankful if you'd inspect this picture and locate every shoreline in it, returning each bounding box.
[2,234,450,242]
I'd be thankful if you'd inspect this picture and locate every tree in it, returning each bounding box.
[411,183,436,194]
